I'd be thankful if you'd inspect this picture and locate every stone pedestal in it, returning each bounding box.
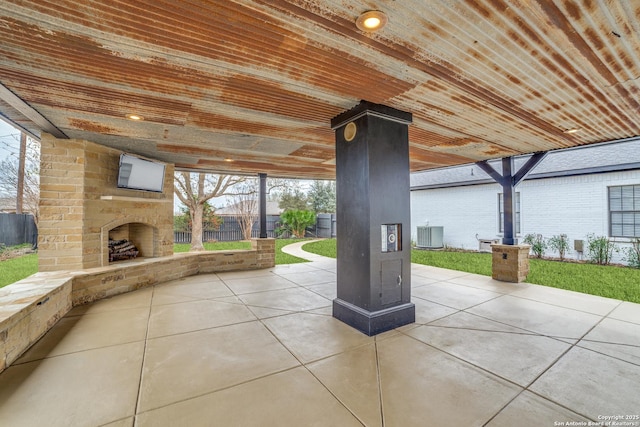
[331,101,415,336]
[252,238,275,268]
[491,244,530,282]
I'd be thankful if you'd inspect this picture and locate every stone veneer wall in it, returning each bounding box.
[38,135,174,271]
[0,238,276,374]
[73,238,276,305]
[491,244,531,283]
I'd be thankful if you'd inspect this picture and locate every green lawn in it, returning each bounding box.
[173,241,253,252]
[274,239,309,264]
[0,253,39,288]
[173,239,309,264]
[302,239,640,304]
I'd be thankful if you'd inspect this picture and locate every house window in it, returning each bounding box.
[498,192,520,234]
[609,185,640,237]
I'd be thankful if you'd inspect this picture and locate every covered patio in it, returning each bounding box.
[1,242,638,426]
[1,2,640,424]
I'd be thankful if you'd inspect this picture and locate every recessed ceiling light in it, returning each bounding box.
[356,10,388,32]
[126,114,144,121]
[563,128,581,134]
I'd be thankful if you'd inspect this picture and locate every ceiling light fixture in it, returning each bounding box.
[356,10,388,32]
[563,128,581,134]
[126,113,144,121]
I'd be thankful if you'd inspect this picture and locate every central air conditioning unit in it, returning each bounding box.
[478,238,500,253]
[416,226,444,249]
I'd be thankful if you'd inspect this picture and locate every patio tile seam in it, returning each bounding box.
[374,340,385,427]
[10,337,149,366]
[277,274,337,286]
[413,324,556,338]
[441,278,520,294]
[523,389,599,422]
[412,290,506,312]
[518,312,620,400]
[577,338,640,349]
[100,416,132,427]
[217,276,303,297]
[573,342,640,368]
[415,307,465,326]
[240,302,332,314]
[480,389,527,427]
[62,305,152,319]
[148,295,230,307]
[301,340,376,367]
[133,286,156,419]
[505,291,624,317]
[145,318,263,341]
[246,312,296,321]
[604,310,640,325]
[282,339,388,427]
[397,330,529,390]
[220,285,301,297]
[298,283,337,300]
[399,321,619,405]
[406,326,581,393]
[132,364,305,417]
[455,309,600,344]
[280,263,336,273]
[299,362,371,427]
[482,389,593,427]
[258,313,375,367]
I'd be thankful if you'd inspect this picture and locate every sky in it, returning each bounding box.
[0,119,21,162]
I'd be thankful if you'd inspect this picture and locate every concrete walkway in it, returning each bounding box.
[0,242,638,426]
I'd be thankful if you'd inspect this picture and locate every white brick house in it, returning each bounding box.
[410,137,640,263]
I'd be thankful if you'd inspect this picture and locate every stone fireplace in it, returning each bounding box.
[39,136,174,271]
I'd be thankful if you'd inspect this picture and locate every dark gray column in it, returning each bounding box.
[330,101,415,336]
[258,173,267,238]
[502,157,517,245]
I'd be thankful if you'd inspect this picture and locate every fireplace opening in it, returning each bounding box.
[105,222,156,264]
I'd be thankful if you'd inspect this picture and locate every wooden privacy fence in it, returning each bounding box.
[174,214,336,243]
[0,213,38,247]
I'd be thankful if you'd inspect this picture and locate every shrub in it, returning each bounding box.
[523,233,547,258]
[279,210,316,238]
[585,234,618,265]
[623,238,640,269]
[548,234,570,261]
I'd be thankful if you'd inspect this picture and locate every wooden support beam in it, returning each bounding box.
[0,82,67,139]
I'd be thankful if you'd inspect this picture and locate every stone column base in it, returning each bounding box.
[252,238,275,268]
[491,244,530,283]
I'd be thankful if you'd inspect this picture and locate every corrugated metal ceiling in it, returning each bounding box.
[0,0,638,178]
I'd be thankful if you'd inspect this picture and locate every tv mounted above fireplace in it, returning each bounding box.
[117,153,166,192]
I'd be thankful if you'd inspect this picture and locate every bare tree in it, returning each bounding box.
[173,172,247,251]
[229,180,259,240]
[16,133,26,213]
[227,177,298,240]
[0,134,40,223]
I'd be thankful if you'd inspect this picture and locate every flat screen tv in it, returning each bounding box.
[117,153,166,193]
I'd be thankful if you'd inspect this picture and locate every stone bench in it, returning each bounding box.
[0,273,73,372]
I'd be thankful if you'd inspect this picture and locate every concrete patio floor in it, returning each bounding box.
[0,242,639,426]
